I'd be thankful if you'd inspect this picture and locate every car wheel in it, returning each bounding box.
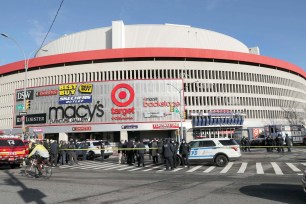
[215,155,228,167]
[87,151,95,160]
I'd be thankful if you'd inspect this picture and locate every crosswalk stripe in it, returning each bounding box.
[203,166,215,173]
[92,163,118,170]
[103,164,124,170]
[117,166,136,171]
[302,163,306,166]
[186,165,202,173]
[271,162,283,175]
[256,163,264,174]
[142,166,160,172]
[78,163,114,170]
[237,162,248,174]
[286,163,301,172]
[220,162,234,174]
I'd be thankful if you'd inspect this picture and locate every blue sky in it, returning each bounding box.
[1,0,305,70]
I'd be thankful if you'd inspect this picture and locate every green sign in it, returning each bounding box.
[174,107,180,113]
[16,104,24,111]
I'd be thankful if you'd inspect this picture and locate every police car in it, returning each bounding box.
[77,140,113,160]
[0,135,28,168]
[182,138,241,167]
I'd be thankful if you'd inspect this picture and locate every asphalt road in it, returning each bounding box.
[1,147,306,204]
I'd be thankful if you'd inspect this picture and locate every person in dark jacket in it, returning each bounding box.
[59,140,67,165]
[126,140,134,165]
[276,134,284,153]
[171,139,179,168]
[68,139,78,165]
[82,141,88,160]
[179,139,190,168]
[136,140,146,167]
[162,139,174,170]
[50,140,59,167]
[285,134,292,152]
[100,142,105,162]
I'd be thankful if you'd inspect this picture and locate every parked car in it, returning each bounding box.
[177,138,241,167]
[77,140,113,160]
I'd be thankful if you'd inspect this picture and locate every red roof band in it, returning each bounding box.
[0,48,305,78]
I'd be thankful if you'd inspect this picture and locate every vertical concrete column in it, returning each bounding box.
[120,130,128,141]
[59,132,68,142]
[186,132,193,143]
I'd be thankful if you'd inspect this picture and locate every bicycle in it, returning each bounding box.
[24,156,52,179]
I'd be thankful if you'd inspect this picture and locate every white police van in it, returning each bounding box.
[184,138,241,167]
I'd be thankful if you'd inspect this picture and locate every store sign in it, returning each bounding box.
[72,126,92,131]
[16,113,46,125]
[33,128,44,132]
[59,84,77,96]
[143,112,169,118]
[16,90,34,101]
[79,84,93,93]
[59,95,93,104]
[153,123,179,129]
[143,97,180,108]
[49,101,104,123]
[36,90,58,97]
[121,125,138,129]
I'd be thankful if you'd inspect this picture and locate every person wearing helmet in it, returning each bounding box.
[28,142,50,174]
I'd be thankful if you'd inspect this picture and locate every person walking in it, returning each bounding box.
[50,140,59,167]
[136,140,146,167]
[179,139,190,168]
[118,140,124,164]
[151,139,159,164]
[100,142,105,162]
[82,141,88,160]
[171,139,179,168]
[285,134,292,152]
[162,139,174,171]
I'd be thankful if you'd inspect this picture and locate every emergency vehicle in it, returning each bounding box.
[0,135,28,168]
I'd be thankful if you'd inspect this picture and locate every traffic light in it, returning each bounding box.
[170,105,174,112]
[25,100,31,110]
[184,110,187,119]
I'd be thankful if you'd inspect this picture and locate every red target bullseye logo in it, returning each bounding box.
[111,83,135,107]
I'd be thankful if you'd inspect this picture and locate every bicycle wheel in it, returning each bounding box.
[24,164,37,178]
[41,165,52,179]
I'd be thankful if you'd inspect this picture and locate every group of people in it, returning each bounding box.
[240,134,292,153]
[117,138,191,171]
[265,134,292,153]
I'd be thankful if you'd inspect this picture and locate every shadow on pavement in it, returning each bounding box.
[240,183,306,204]
[4,171,47,204]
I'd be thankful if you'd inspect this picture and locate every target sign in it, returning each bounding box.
[111,84,135,107]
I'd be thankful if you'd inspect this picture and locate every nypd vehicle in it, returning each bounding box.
[181,138,241,167]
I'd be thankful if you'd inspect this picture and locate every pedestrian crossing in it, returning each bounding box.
[58,160,306,176]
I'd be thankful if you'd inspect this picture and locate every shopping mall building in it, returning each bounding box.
[1,20,306,142]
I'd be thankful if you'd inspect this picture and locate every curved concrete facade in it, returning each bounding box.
[0,21,305,141]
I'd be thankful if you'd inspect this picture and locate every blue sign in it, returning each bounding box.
[59,95,92,104]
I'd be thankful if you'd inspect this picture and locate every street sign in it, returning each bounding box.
[174,107,180,113]
[19,112,27,116]
[16,104,24,111]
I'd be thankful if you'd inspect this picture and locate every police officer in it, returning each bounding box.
[162,139,174,170]
[171,139,179,168]
[126,140,134,165]
[277,134,284,153]
[179,139,190,168]
[136,140,146,167]
[82,141,88,160]
[100,142,105,162]
[68,139,78,165]
[285,134,291,152]
[50,140,59,167]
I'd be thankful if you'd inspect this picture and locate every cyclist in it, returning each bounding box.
[28,141,50,174]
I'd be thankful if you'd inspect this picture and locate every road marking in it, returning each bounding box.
[117,166,136,171]
[302,163,306,166]
[186,165,202,173]
[203,166,215,173]
[92,163,119,170]
[271,162,283,175]
[172,168,183,172]
[142,166,161,172]
[237,162,248,174]
[79,163,115,170]
[256,163,264,174]
[220,162,234,174]
[103,164,125,170]
[286,163,301,172]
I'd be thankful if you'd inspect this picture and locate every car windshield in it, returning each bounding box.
[219,139,238,146]
[0,139,25,147]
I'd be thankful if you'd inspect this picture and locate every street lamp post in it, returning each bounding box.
[1,33,27,140]
[166,83,184,142]
[1,33,47,140]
